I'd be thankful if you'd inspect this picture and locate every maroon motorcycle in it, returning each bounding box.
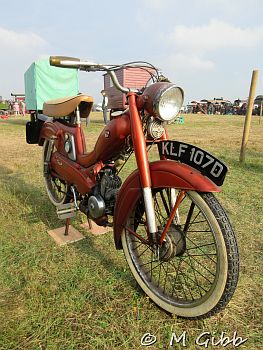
[26,56,239,319]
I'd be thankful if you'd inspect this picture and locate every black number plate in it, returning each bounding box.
[158,140,228,186]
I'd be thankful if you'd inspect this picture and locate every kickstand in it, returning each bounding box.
[87,218,93,230]
[64,218,71,236]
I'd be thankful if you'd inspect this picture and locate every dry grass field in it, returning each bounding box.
[0,113,262,349]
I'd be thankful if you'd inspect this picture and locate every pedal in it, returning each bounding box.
[56,203,76,220]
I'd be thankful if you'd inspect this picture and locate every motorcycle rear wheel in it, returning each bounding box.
[43,139,69,206]
[121,190,239,319]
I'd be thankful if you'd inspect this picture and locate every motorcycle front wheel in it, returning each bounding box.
[121,190,239,319]
[42,139,69,206]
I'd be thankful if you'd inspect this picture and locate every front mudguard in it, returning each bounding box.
[113,160,220,249]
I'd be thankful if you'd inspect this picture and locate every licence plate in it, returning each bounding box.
[158,140,228,186]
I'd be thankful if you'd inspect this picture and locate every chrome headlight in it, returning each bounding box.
[156,85,184,121]
[143,82,184,123]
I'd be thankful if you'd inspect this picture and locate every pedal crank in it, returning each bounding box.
[56,202,76,220]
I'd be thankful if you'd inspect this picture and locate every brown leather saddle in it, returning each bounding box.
[43,94,93,118]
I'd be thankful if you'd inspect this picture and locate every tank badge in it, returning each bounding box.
[105,130,110,138]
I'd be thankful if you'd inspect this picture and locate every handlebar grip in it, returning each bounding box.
[49,56,81,68]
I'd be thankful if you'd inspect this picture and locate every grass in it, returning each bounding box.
[0,113,262,349]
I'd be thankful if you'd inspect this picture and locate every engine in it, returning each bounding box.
[80,167,122,220]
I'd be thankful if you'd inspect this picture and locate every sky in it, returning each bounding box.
[0,0,263,104]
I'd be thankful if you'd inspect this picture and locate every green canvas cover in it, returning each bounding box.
[24,59,79,111]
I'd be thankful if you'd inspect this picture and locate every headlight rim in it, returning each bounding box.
[153,85,184,123]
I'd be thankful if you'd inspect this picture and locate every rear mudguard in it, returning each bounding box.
[113,160,220,249]
[39,121,59,145]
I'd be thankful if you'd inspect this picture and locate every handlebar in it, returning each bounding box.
[50,56,80,68]
[50,56,130,93]
[50,56,100,70]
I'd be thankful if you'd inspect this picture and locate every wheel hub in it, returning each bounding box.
[158,224,186,261]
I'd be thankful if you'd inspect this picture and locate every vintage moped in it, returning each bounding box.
[26,56,239,319]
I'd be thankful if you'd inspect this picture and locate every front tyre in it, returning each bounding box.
[121,190,239,319]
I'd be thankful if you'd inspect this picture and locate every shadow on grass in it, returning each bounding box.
[0,164,60,227]
[74,238,139,291]
[0,164,140,290]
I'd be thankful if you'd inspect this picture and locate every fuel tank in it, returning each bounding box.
[78,114,131,167]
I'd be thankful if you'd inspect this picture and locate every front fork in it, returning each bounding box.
[128,93,184,253]
[128,93,158,238]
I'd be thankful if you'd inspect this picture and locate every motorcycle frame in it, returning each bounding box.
[39,90,220,245]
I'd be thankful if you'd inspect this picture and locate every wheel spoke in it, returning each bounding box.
[182,254,216,279]
[136,245,153,259]
[187,242,215,250]
[185,249,204,298]
[160,190,170,217]
[187,253,217,257]
[185,220,208,225]
[184,209,203,233]
[161,262,169,293]
[154,197,167,224]
[143,260,164,273]
[181,256,214,285]
[184,202,195,232]
[185,237,217,264]
[186,229,212,233]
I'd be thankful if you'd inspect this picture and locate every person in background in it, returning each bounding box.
[13,101,19,115]
[101,89,108,124]
[20,101,26,116]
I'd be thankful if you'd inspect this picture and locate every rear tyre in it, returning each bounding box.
[121,190,239,319]
[43,139,69,206]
